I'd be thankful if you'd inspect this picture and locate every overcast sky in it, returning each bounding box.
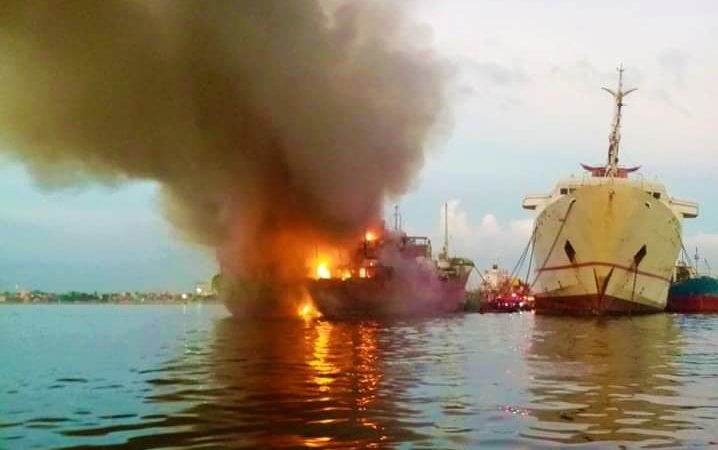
[1,0,716,291]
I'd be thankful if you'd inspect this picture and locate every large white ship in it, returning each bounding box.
[523,67,698,314]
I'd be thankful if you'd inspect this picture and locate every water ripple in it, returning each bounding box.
[1,305,717,448]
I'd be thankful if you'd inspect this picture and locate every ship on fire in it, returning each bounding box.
[307,206,474,319]
[522,66,698,314]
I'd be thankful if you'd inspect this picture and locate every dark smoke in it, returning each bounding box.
[0,1,450,315]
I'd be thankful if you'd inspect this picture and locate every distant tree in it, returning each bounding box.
[211,273,223,295]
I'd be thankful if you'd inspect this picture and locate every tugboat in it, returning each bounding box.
[667,250,718,313]
[522,66,699,314]
[307,205,474,319]
[476,264,533,313]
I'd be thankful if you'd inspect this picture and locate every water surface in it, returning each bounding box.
[1,305,717,449]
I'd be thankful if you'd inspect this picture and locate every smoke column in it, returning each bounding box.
[0,1,450,316]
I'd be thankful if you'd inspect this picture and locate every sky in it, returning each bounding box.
[1,0,717,292]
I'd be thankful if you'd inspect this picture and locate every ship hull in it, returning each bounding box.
[667,296,718,313]
[220,277,301,319]
[667,276,718,313]
[531,182,681,315]
[535,294,660,314]
[308,274,469,319]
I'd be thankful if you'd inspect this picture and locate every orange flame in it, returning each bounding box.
[364,230,378,242]
[298,301,321,320]
[315,261,331,279]
[307,245,352,281]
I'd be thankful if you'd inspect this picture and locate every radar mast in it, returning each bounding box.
[602,64,637,177]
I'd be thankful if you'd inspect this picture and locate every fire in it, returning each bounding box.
[365,230,378,242]
[316,262,332,279]
[298,302,321,320]
[307,246,351,281]
[297,289,322,320]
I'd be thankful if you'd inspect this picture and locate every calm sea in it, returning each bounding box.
[1,304,716,449]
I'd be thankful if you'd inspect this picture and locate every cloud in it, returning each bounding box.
[455,60,527,109]
[466,61,527,86]
[438,200,533,273]
[651,88,691,117]
[657,48,688,87]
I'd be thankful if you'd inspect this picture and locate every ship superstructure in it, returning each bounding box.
[523,66,698,314]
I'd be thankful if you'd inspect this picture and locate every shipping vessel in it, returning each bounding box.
[667,253,718,313]
[307,206,474,319]
[522,66,698,314]
[668,276,718,313]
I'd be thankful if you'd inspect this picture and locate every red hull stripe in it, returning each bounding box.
[538,261,671,283]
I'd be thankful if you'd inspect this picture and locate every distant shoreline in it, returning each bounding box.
[0,291,220,305]
[0,300,222,305]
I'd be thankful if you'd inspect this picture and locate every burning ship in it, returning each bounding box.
[307,206,474,319]
[522,66,699,314]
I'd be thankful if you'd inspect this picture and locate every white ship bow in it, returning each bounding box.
[523,66,698,314]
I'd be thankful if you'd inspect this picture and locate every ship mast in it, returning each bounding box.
[602,64,637,177]
[393,204,402,231]
[441,202,449,259]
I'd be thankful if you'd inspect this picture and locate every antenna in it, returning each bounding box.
[695,246,700,275]
[441,202,449,259]
[393,204,402,231]
[602,64,637,177]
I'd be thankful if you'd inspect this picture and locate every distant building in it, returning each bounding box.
[194,280,215,297]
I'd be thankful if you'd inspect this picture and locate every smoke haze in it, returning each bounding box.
[0,1,450,315]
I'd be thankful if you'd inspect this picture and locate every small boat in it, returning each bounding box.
[667,276,718,313]
[475,264,534,313]
[667,254,718,313]
[479,292,533,313]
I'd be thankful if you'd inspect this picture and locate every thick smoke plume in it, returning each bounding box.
[0,1,449,316]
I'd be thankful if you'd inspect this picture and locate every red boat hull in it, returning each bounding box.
[666,295,718,313]
[535,294,662,315]
[667,277,718,313]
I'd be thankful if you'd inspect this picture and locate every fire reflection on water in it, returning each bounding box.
[355,324,381,410]
[307,321,338,392]
[17,309,717,450]
[354,323,384,437]
[303,320,386,443]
